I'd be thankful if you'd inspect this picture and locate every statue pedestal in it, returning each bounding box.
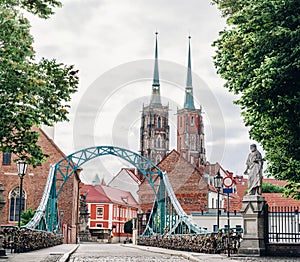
[238,195,267,256]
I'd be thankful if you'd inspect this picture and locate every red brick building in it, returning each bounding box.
[0,128,80,243]
[139,149,209,214]
[81,184,138,243]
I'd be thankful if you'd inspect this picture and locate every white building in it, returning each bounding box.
[108,168,141,202]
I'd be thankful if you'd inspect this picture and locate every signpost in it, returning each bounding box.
[222,176,233,257]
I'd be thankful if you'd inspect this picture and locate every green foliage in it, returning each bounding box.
[262,182,284,193]
[0,1,78,165]
[21,207,35,226]
[212,0,300,197]
[124,220,133,234]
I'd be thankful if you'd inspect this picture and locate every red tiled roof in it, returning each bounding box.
[81,184,111,203]
[224,194,242,212]
[263,193,300,208]
[139,149,209,214]
[81,184,138,208]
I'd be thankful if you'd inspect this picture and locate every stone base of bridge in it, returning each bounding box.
[238,195,267,256]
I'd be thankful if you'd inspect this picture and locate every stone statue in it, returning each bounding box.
[244,144,263,195]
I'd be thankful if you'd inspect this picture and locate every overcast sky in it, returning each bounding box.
[27,0,264,183]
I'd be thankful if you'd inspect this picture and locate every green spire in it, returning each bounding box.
[151,32,162,105]
[184,36,195,109]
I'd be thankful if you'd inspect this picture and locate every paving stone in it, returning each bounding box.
[70,255,188,262]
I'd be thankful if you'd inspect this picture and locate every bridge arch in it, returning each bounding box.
[54,146,163,198]
[26,146,207,236]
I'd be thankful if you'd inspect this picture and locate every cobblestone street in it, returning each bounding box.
[69,244,189,262]
[70,255,187,262]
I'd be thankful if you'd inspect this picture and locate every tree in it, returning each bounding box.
[212,0,300,198]
[262,183,284,193]
[21,207,35,226]
[0,0,78,165]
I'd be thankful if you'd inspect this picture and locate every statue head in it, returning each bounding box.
[250,144,257,152]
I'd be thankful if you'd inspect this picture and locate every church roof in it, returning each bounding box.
[156,149,207,193]
[150,32,162,106]
[139,149,209,214]
[184,36,195,110]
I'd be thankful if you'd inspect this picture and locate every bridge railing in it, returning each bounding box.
[138,228,242,254]
[0,226,63,253]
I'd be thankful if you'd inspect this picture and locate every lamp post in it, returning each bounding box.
[17,161,28,228]
[214,171,223,230]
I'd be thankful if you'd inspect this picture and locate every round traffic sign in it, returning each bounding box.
[222,176,234,188]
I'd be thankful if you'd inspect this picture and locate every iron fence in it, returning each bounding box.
[267,205,300,243]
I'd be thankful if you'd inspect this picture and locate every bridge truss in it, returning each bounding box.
[25,146,208,235]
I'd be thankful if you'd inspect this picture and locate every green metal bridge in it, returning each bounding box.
[25,146,208,235]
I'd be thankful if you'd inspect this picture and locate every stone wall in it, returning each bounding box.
[266,243,300,256]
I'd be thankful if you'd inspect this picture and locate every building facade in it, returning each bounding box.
[139,149,209,214]
[108,168,141,202]
[0,128,80,244]
[140,33,169,165]
[177,37,206,166]
[81,184,138,243]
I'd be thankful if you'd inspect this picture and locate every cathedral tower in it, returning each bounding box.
[140,33,169,165]
[177,36,206,166]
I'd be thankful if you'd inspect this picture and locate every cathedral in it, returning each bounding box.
[139,32,169,165]
[140,33,206,167]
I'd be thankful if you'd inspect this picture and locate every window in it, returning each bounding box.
[157,137,161,148]
[180,116,182,127]
[190,116,194,126]
[9,186,26,221]
[96,224,103,228]
[212,198,214,209]
[96,207,104,217]
[190,136,196,150]
[3,152,12,165]
[157,117,161,128]
[156,155,161,164]
[114,206,117,218]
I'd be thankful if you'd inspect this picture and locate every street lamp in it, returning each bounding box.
[214,171,223,230]
[17,161,28,228]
